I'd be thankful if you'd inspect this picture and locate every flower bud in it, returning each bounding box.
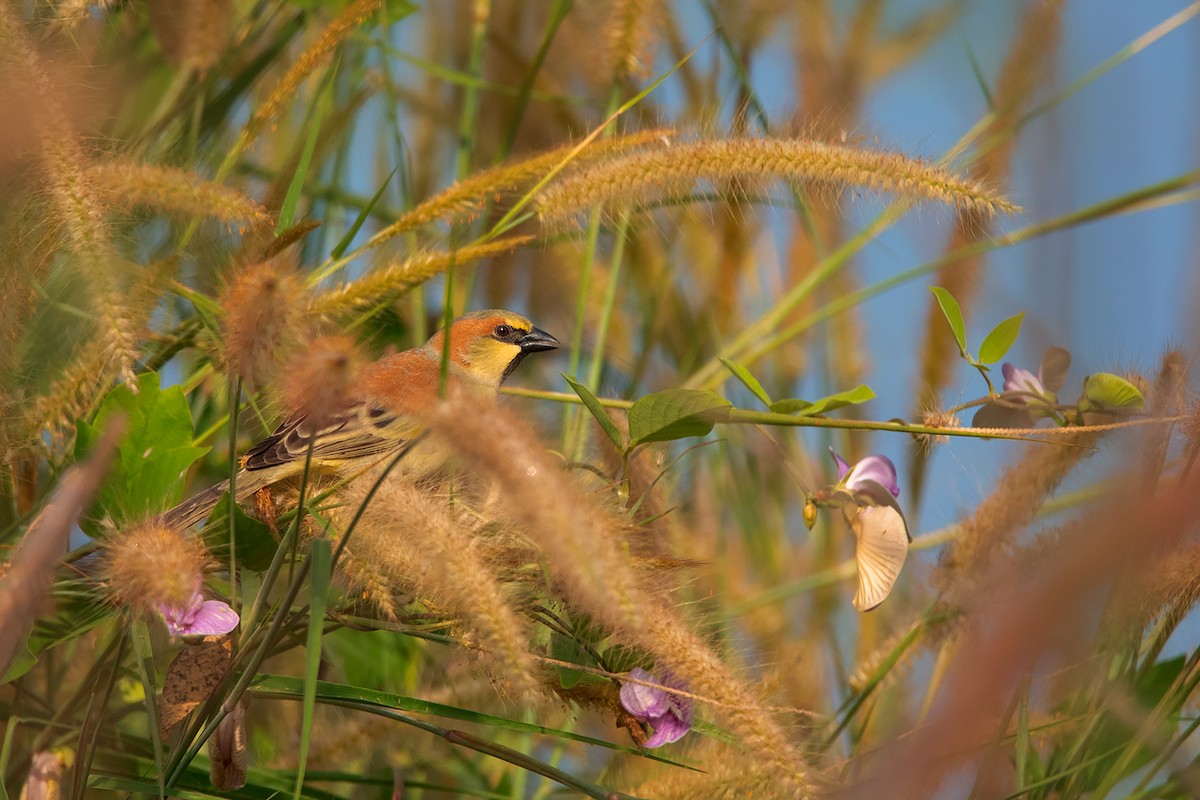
[803,500,818,530]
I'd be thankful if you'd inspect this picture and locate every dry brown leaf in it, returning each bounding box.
[160,637,233,737]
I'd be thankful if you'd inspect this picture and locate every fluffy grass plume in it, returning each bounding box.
[88,160,273,231]
[335,479,541,701]
[308,236,534,316]
[0,2,138,387]
[222,260,305,388]
[368,131,673,247]
[280,335,362,427]
[428,392,815,796]
[100,522,209,615]
[537,137,1020,227]
[935,431,1099,604]
[246,0,381,139]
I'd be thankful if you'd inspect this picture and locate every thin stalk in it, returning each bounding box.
[450,0,491,312]
[562,82,623,454]
[227,378,241,616]
[568,213,629,461]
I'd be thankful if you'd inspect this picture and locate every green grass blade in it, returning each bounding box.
[249,674,694,769]
[292,538,331,800]
[330,165,399,259]
[129,620,165,800]
[277,61,338,233]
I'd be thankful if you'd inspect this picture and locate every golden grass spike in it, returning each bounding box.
[23,257,176,453]
[367,131,673,249]
[307,236,533,317]
[148,0,234,73]
[1140,347,1187,489]
[537,137,1019,227]
[88,160,273,231]
[0,3,139,387]
[281,335,362,429]
[336,480,542,701]
[222,260,305,389]
[605,0,663,81]
[427,393,815,795]
[934,430,1098,604]
[248,0,381,139]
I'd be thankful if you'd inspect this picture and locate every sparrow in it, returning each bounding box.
[163,309,559,529]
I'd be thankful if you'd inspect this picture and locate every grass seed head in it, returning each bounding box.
[222,261,304,388]
[101,522,208,614]
[280,334,362,428]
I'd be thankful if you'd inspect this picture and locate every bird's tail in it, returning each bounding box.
[161,469,278,530]
[162,480,231,530]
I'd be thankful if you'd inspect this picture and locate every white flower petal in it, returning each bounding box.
[851,506,909,612]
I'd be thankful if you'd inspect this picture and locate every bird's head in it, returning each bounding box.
[426,309,560,389]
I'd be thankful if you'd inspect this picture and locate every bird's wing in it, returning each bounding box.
[241,400,423,471]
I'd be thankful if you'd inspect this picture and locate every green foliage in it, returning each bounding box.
[203,492,278,571]
[977,311,1025,364]
[627,389,732,447]
[768,385,876,416]
[720,357,773,407]
[1079,372,1146,412]
[74,373,209,525]
[930,286,967,356]
[564,373,624,450]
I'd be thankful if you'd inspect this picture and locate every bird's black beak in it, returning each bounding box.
[518,327,560,353]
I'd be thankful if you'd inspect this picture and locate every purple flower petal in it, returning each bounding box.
[1002,363,1045,398]
[159,591,239,638]
[828,447,852,481]
[185,600,240,636]
[620,668,670,718]
[845,455,899,498]
[159,597,202,637]
[643,710,692,748]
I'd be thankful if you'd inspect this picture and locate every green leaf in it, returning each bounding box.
[203,492,278,572]
[563,374,624,450]
[550,630,600,690]
[1080,373,1145,412]
[627,389,731,447]
[769,385,875,416]
[930,286,967,357]
[75,373,210,525]
[978,311,1025,364]
[0,635,37,684]
[720,358,772,407]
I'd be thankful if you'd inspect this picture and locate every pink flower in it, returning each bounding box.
[620,668,693,748]
[158,589,239,638]
[829,448,900,498]
[1001,363,1048,403]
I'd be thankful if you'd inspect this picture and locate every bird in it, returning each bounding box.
[163,309,559,530]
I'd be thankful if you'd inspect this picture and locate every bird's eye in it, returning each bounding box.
[494,324,512,338]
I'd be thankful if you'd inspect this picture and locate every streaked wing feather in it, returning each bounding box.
[243,401,420,471]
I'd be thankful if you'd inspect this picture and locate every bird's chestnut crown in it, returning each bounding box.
[425,309,559,388]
